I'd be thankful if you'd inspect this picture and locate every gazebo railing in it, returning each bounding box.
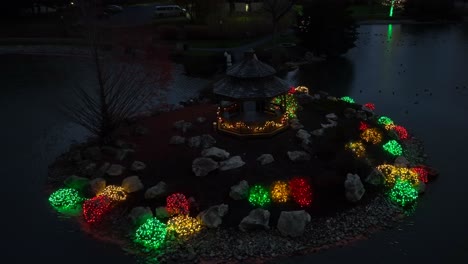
[217,114,288,136]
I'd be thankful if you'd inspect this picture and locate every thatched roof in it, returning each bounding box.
[213,49,290,99]
[213,76,290,99]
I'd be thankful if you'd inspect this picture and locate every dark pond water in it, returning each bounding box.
[1,23,468,263]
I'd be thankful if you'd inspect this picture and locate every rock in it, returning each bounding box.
[200,134,216,148]
[327,96,337,101]
[277,210,311,237]
[321,119,338,128]
[257,154,274,165]
[229,180,249,200]
[365,168,384,186]
[106,164,125,176]
[130,161,146,172]
[239,208,270,231]
[296,129,311,141]
[287,151,311,162]
[174,120,186,129]
[134,125,149,136]
[196,117,207,123]
[311,128,325,136]
[173,120,192,133]
[81,162,97,177]
[416,180,426,194]
[394,156,410,168]
[122,176,144,193]
[344,173,365,202]
[89,178,106,195]
[145,181,167,199]
[83,146,102,161]
[219,156,245,171]
[198,204,229,228]
[325,113,338,120]
[101,146,119,156]
[187,136,201,148]
[192,157,219,176]
[356,110,367,120]
[290,119,304,130]
[201,147,230,161]
[169,135,185,145]
[128,206,153,226]
[155,206,169,219]
[114,139,135,149]
[115,149,134,161]
[64,175,89,190]
[94,162,110,178]
[344,108,357,119]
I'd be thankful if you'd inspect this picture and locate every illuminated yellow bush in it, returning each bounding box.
[345,141,366,158]
[376,164,419,187]
[361,128,383,144]
[98,185,127,202]
[271,181,290,203]
[167,215,202,237]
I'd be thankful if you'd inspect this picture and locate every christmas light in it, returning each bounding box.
[388,179,418,207]
[48,188,84,210]
[363,103,375,111]
[272,93,298,119]
[134,217,167,250]
[377,164,420,187]
[359,121,369,131]
[98,185,127,202]
[83,195,113,223]
[345,141,366,158]
[289,177,313,207]
[248,185,271,207]
[361,128,383,144]
[270,181,290,203]
[378,116,394,126]
[383,140,403,156]
[167,215,202,237]
[166,193,190,216]
[393,125,409,140]
[340,96,355,104]
[412,166,429,183]
[294,86,309,94]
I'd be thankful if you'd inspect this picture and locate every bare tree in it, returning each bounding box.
[263,0,298,43]
[63,0,167,144]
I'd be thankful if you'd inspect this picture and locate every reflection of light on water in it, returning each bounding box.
[387,24,393,42]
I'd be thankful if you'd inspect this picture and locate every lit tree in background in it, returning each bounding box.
[382,0,406,17]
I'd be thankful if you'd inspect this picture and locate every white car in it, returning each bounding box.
[154,5,186,18]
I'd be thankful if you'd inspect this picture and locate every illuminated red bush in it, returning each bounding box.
[289,177,313,207]
[393,125,409,140]
[359,121,369,131]
[411,166,429,183]
[166,193,189,215]
[83,195,113,223]
[364,103,375,111]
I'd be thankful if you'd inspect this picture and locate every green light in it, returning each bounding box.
[387,24,393,41]
[48,188,84,210]
[248,185,271,207]
[378,116,394,126]
[388,179,418,207]
[383,140,403,156]
[135,217,167,250]
[340,96,355,104]
[272,93,298,119]
[389,5,394,17]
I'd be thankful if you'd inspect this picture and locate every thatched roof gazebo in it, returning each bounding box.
[213,49,293,137]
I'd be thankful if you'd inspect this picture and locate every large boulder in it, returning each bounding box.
[145,181,167,199]
[128,206,153,226]
[198,204,229,228]
[311,128,325,136]
[321,119,338,128]
[287,151,311,162]
[106,164,125,176]
[200,134,216,149]
[344,173,365,202]
[394,156,410,168]
[83,146,102,161]
[122,176,144,193]
[325,113,338,120]
[169,135,186,145]
[192,157,219,176]
[257,154,274,165]
[277,210,311,237]
[229,180,249,200]
[219,156,245,171]
[187,136,201,148]
[89,178,106,195]
[130,161,146,172]
[64,175,89,190]
[174,120,192,133]
[365,168,384,186]
[201,147,230,161]
[239,208,270,232]
[94,162,110,178]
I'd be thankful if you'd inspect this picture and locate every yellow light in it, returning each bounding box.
[98,185,127,202]
[385,124,396,130]
[376,164,419,187]
[245,3,249,12]
[295,86,309,94]
[167,215,202,237]
[345,141,366,158]
[271,181,289,203]
[361,128,383,144]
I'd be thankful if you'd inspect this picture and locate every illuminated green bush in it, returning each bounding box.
[135,218,167,250]
[48,188,84,210]
[383,140,403,156]
[340,96,355,104]
[248,185,271,207]
[388,179,418,207]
